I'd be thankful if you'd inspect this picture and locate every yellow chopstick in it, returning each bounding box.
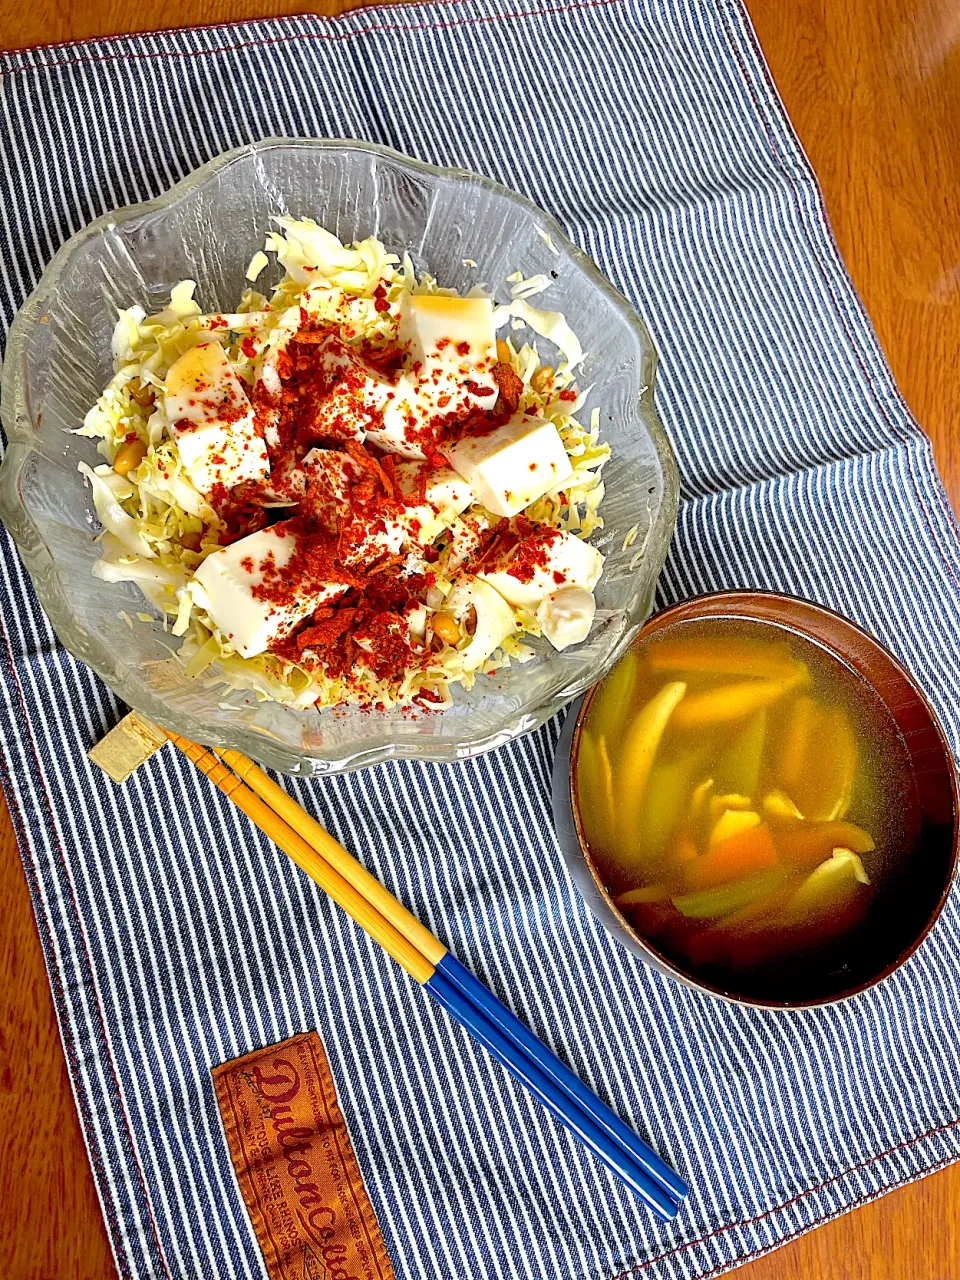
[164,732,689,1218]
[219,747,447,966]
[164,731,435,983]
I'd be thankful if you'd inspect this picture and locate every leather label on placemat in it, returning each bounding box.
[212,1030,394,1280]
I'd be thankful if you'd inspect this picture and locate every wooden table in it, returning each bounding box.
[2,1,960,1276]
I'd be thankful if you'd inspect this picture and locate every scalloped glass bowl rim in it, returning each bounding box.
[0,137,679,774]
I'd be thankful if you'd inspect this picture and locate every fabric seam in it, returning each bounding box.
[675,1150,959,1280]
[0,0,462,60]
[609,1116,960,1278]
[0,0,621,78]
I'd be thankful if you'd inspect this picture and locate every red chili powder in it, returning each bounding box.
[206,291,579,703]
[466,517,559,584]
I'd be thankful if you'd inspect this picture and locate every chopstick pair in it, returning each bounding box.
[165,730,688,1220]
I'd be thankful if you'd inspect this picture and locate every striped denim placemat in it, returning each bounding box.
[2,2,960,1278]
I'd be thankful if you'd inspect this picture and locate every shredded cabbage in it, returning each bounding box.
[494,298,584,372]
[77,219,610,711]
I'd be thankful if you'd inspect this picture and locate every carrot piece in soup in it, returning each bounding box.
[790,705,858,821]
[671,665,808,729]
[683,823,777,891]
[646,634,798,679]
[777,699,858,821]
[777,821,875,871]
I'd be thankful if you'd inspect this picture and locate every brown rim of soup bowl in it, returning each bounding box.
[560,590,960,1010]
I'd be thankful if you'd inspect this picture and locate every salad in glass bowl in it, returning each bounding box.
[77,217,610,713]
[0,139,677,772]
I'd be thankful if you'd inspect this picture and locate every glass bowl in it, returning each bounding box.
[552,591,959,1008]
[0,138,678,774]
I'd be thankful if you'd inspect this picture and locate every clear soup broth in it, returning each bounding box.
[577,617,922,996]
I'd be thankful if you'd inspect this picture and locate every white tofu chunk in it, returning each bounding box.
[301,447,362,530]
[479,523,603,610]
[301,445,360,478]
[300,284,383,333]
[399,294,498,376]
[191,522,345,658]
[444,413,573,517]
[395,460,474,512]
[363,379,428,460]
[165,343,269,493]
[339,515,406,567]
[394,460,474,544]
[260,327,388,448]
[300,447,404,564]
[289,348,418,459]
[308,363,386,444]
[444,575,519,671]
[536,586,596,650]
[365,295,499,458]
[249,456,306,506]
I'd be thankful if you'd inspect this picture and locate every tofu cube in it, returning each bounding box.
[165,343,269,493]
[479,523,603,610]
[395,460,474,511]
[395,460,475,544]
[365,295,499,458]
[191,522,345,658]
[399,295,498,377]
[365,379,429,460]
[444,413,573,517]
[300,447,405,564]
[338,515,406,568]
[251,455,307,506]
[301,447,363,530]
[307,356,388,444]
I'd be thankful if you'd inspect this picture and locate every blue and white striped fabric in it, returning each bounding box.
[2,2,960,1277]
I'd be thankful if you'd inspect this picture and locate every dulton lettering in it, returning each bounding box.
[250,1060,346,1253]
[212,1031,394,1280]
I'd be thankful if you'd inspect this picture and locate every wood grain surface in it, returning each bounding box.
[2,1,960,1277]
